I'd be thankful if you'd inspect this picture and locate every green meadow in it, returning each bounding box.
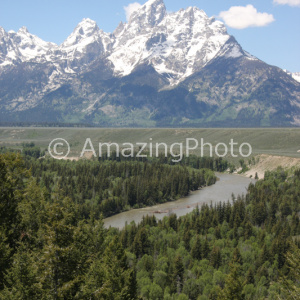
[0,127,299,162]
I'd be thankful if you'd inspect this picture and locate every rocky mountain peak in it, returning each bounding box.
[18,26,29,34]
[107,0,232,83]
[76,18,98,35]
[129,0,167,28]
[61,18,100,48]
[0,27,7,37]
[143,0,166,11]
[185,6,206,16]
[114,21,125,37]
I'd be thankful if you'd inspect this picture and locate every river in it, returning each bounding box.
[103,173,256,229]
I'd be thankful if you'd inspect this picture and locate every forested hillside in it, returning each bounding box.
[0,152,299,299]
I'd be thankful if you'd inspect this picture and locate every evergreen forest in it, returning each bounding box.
[0,147,299,299]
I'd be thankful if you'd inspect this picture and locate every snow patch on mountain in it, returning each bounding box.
[225,44,243,58]
[291,72,300,83]
[284,70,300,83]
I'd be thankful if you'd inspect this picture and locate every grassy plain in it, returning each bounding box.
[0,127,299,163]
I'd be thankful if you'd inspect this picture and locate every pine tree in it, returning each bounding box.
[99,236,137,299]
[243,221,253,240]
[0,231,11,290]
[191,235,202,260]
[169,214,178,232]
[232,247,243,265]
[215,226,222,239]
[258,244,269,267]
[132,227,150,257]
[182,227,191,251]
[210,246,222,269]
[278,242,300,299]
[202,236,210,259]
[219,265,244,300]
[1,244,41,299]
[0,153,30,288]
[245,267,255,285]
[38,196,81,299]
[172,255,184,294]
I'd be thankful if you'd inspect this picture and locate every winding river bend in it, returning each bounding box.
[104,173,256,229]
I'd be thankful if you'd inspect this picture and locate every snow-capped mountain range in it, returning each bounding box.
[0,0,299,127]
[0,0,251,84]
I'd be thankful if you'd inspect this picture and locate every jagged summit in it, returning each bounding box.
[78,18,97,25]
[128,0,167,27]
[18,26,29,33]
[141,0,165,11]
[71,18,99,36]
[61,18,101,48]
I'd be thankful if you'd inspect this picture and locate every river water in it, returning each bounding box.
[103,173,255,229]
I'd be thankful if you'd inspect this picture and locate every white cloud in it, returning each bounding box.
[124,2,142,22]
[219,5,275,29]
[274,0,300,6]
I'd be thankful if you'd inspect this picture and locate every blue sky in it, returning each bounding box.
[0,0,299,72]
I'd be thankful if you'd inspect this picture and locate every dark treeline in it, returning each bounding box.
[0,153,299,299]
[0,122,94,127]
[98,150,229,172]
[0,143,45,159]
